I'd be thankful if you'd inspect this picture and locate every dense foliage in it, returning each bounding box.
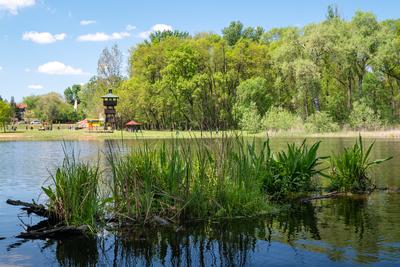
[108,10,400,131]
[23,93,83,125]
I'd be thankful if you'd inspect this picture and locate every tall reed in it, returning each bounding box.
[42,150,101,228]
[106,136,327,224]
[107,137,273,224]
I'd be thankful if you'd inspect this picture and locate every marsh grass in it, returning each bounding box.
[328,135,392,192]
[107,136,273,224]
[106,136,327,224]
[42,148,101,228]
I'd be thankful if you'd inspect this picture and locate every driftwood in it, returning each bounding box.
[6,199,89,239]
[300,191,342,203]
[6,199,50,217]
[17,225,89,239]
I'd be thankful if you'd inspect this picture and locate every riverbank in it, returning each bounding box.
[1,127,400,141]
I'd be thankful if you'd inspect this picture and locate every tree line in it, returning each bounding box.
[3,7,400,132]
[114,9,400,131]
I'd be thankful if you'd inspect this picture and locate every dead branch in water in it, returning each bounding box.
[5,199,90,240]
[17,225,89,239]
[300,191,343,203]
[6,199,50,218]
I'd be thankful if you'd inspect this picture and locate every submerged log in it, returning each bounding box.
[6,199,50,218]
[17,225,89,239]
[7,199,90,239]
[300,191,342,203]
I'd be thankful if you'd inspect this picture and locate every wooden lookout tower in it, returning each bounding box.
[101,89,119,130]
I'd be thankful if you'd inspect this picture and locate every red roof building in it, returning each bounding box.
[126,120,142,131]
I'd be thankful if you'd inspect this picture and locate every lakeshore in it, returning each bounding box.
[1,126,400,141]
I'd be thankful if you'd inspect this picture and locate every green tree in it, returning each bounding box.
[0,99,12,132]
[239,102,261,133]
[64,84,82,107]
[222,21,244,46]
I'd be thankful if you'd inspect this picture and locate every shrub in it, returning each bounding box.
[304,111,339,133]
[349,100,381,130]
[239,102,262,133]
[262,106,302,131]
[328,136,392,192]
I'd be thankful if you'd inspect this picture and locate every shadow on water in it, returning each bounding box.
[23,194,396,266]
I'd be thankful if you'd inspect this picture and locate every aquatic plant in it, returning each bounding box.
[107,137,271,224]
[42,152,101,228]
[328,135,392,192]
[107,136,329,223]
[265,140,326,198]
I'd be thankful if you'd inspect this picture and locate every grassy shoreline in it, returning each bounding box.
[1,127,400,141]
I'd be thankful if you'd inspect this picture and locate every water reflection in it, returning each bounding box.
[46,194,399,266]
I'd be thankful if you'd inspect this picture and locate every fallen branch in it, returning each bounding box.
[300,191,342,203]
[17,225,89,239]
[6,199,50,218]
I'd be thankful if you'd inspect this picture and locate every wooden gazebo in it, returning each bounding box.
[126,120,142,132]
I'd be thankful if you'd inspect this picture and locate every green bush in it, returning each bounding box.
[328,136,392,192]
[262,106,302,131]
[305,111,339,133]
[349,100,381,130]
[239,102,262,133]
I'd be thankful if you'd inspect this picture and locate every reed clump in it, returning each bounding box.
[107,138,270,223]
[42,153,101,228]
[107,137,326,224]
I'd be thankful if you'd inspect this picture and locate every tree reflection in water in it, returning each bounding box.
[50,195,400,266]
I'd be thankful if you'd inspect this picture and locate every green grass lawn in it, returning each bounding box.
[0,124,231,141]
[0,123,399,141]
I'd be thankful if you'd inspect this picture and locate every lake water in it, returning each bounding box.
[0,138,399,266]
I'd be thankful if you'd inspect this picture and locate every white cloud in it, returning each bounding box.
[138,24,173,39]
[22,31,66,44]
[37,61,88,75]
[0,0,35,15]
[77,32,130,42]
[80,20,96,26]
[28,84,43,89]
[0,66,2,71]
[24,67,30,72]
[126,24,136,31]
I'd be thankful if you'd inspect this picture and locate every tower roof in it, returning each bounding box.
[101,89,119,99]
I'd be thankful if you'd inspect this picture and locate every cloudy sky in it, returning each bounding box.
[0,0,399,102]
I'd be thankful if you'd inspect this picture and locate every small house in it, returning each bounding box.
[16,103,27,121]
[126,120,142,132]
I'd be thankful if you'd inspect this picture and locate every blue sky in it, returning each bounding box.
[1,0,400,102]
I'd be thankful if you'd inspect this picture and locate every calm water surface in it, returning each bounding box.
[0,138,399,266]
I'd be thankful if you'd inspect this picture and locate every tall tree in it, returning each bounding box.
[0,99,11,132]
[97,44,123,89]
